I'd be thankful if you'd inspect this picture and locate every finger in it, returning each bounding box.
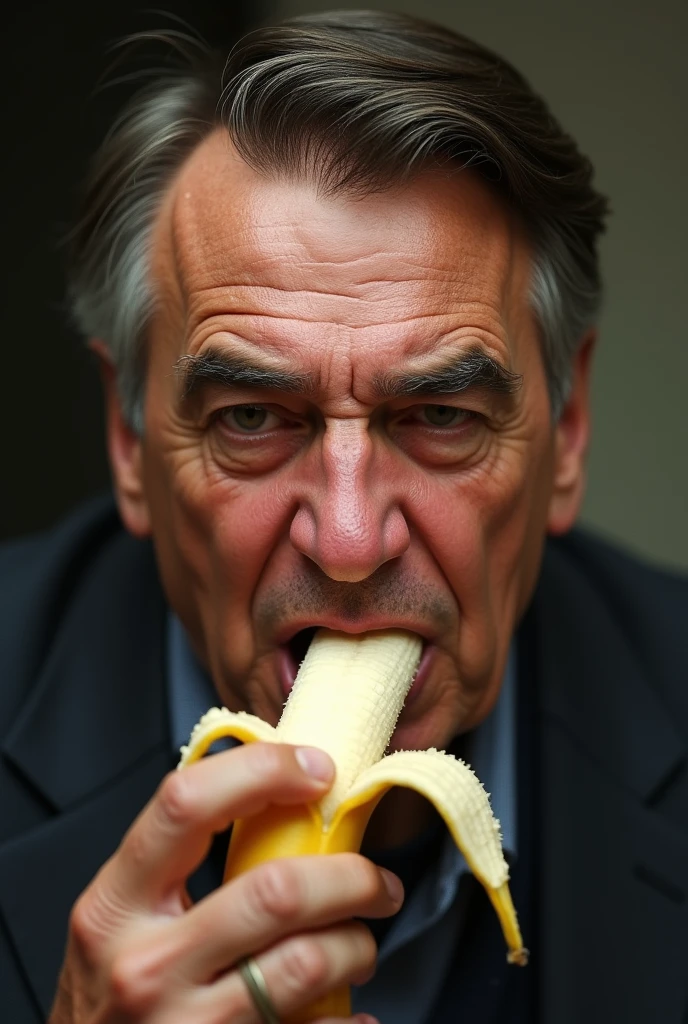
[101,742,334,909]
[170,853,404,981]
[193,922,377,1022]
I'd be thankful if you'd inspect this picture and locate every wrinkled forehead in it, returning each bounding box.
[151,129,529,327]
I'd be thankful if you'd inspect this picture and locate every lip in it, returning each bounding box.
[274,616,436,648]
[405,642,434,705]
[275,620,437,701]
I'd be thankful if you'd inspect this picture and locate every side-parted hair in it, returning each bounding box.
[68,9,609,433]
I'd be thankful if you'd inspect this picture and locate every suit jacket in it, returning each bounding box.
[0,496,687,1023]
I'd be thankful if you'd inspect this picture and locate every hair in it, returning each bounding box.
[68,9,609,433]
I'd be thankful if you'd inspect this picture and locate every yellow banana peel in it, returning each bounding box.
[179,628,527,1022]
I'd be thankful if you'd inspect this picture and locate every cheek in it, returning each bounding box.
[483,438,556,599]
[139,420,294,664]
[414,430,555,665]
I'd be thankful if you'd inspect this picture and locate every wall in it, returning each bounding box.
[273,0,688,571]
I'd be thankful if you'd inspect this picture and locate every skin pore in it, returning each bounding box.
[100,129,592,847]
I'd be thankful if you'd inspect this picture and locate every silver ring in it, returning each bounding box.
[238,956,281,1024]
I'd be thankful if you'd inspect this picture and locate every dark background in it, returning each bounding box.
[1,1,265,539]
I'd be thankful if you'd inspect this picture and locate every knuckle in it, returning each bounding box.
[248,860,301,923]
[351,920,378,967]
[120,821,151,872]
[109,949,161,1016]
[280,937,329,994]
[344,853,383,901]
[345,921,378,986]
[68,870,134,963]
[157,770,198,827]
[69,892,101,957]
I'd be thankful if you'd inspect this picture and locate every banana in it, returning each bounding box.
[178,628,527,1022]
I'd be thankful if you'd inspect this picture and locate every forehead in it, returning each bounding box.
[152,130,531,372]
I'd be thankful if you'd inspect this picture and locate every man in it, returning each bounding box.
[1,9,686,1024]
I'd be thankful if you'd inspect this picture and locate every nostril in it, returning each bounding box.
[383,506,411,562]
[289,505,318,560]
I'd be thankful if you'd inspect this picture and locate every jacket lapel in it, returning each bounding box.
[0,750,171,1017]
[0,530,172,1017]
[2,513,687,1022]
[533,542,688,1024]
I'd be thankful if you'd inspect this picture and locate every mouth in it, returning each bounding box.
[277,625,434,704]
[276,627,318,696]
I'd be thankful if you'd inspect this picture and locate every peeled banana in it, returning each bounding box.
[178,628,527,1021]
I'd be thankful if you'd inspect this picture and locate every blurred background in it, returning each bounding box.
[2,0,686,570]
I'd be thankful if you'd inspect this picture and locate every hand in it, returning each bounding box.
[48,743,401,1023]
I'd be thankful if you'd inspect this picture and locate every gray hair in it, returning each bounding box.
[68,10,609,432]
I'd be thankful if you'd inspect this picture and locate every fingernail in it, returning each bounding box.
[295,746,334,782]
[356,1015,380,1024]
[380,868,404,904]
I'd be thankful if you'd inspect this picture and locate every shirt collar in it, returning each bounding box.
[168,613,219,757]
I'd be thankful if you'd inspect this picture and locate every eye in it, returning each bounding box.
[420,404,473,427]
[220,405,278,433]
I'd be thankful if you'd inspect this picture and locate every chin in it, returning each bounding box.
[387,692,468,753]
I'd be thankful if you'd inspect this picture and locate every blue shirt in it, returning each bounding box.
[168,614,517,1024]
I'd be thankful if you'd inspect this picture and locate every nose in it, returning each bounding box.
[289,420,411,582]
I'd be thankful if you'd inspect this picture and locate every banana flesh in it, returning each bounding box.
[274,629,423,822]
[178,628,527,1020]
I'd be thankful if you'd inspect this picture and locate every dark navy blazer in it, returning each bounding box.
[0,497,687,1022]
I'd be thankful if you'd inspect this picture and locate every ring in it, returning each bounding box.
[238,956,281,1024]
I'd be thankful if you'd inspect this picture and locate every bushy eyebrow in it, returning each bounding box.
[175,348,316,400]
[174,344,521,408]
[373,349,522,398]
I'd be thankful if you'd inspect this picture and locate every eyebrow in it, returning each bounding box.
[175,344,522,406]
[373,349,522,399]
[175,349,315,400]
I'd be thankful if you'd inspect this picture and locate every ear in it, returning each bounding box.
[547,330,596,536]
[90,339,152,538]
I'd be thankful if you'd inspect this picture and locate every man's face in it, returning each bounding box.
[108,131,587,753]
